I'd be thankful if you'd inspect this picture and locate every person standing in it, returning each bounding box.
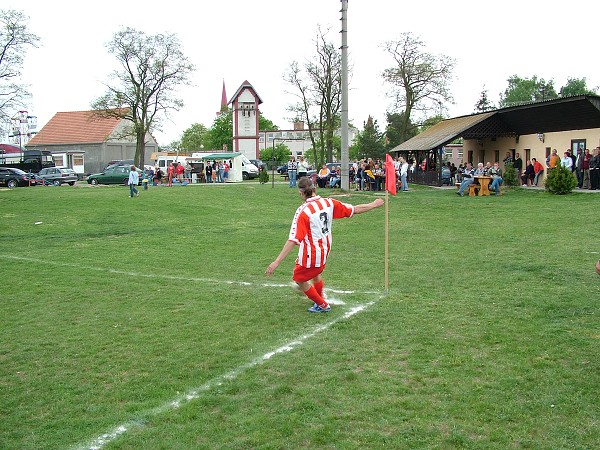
[575,148,584,188]
[532,158,544,186]
[297,156,308,179]
[582,149,592,189]
[205,162,213,183]
[560,151,573,171]
[167,163,175,187]
[400,157,409,191]
[503,151,513,169]
[128,165,139,197]
[287,156,297,188]
[265,176,384,313]
[175,161,185,184]
[589,148,600,190]
[513,153,523,179]
[153,167,163,186]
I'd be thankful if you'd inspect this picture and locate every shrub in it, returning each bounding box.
[258,167,269,184]
[544,164,577,194]
[503,163,519,187]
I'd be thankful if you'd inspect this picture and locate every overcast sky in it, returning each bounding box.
[5,0,599,146]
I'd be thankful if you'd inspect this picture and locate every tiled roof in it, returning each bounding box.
[28,110,126,145]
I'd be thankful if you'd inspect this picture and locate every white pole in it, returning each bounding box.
[340,0,349,190]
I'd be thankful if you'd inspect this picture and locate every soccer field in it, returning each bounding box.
[0,183,598,449]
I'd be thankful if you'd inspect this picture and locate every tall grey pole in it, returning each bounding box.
[340,0,349,190]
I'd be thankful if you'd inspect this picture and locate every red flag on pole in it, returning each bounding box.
[385,154,397,195]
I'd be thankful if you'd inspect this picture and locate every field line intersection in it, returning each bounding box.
[2,255,384,449]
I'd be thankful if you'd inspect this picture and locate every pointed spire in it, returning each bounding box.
[217,79,228,115]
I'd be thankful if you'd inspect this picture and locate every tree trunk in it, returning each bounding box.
[135,130,146,168]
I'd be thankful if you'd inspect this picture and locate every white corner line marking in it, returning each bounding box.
[73,301,378,450]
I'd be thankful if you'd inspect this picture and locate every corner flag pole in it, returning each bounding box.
[385,189,389,295]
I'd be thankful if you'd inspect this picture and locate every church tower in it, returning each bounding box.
[229,80,262,159]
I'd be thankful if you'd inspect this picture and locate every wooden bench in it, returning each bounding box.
[456,182,480,196]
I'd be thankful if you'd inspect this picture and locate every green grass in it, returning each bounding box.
[0,183,598,449]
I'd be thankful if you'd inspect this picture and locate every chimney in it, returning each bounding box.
[293,120,305,130]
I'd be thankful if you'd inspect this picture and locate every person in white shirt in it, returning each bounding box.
[561,152,573,171]
[128,165,140,197]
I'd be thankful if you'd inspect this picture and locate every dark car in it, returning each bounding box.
[37,167,78,186]
[277,164,288,174]
[103,159,134,170]
[250,159,267,170]
[87,166,141,185]
[0,167,34,188]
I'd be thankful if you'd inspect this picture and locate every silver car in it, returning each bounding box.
[37,167,78,186]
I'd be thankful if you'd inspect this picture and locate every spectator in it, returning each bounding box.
[153,167,163,185]
[548,149,560,169]
[521,159,535,186]
[514,153,523,179]
[175,161,185,184]
[488,162,503,195]
[205,162,213,183]
[532,158,544,186]
[287,156,297,188]
[317,164,330,188]
[167,162,175,187]
[575,148,584,188]
[329,165,341,188]
[184,162,192,181]
[128,165,139,197]
[561,151,573,171]
[223,160,229,182]
[456,162,475,196]
[503,151,513,168]
[589,147,600,190]
[582,149,592,189]
[400,158,409,191]
[297,156,308,179]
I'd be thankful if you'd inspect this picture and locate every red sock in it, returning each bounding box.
[313,280,324,297]
[303,286,329,308]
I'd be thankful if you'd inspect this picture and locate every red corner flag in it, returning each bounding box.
[385,154,397,195]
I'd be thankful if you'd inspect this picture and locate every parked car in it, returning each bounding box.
[103,159,134,170]
[37,167,78,186]
[277,164,288,174]
[0,167,35,188]
[250,159,267,170]
[86,165,141,185]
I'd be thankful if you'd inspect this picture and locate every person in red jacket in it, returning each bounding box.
[167,163,175,187]
[532,158,544,186]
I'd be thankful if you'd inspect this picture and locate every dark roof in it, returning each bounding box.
[228,80,263,105]
[392,95,600,152]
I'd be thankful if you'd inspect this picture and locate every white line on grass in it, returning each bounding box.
[73,300,379,450]
[1,254,380,295]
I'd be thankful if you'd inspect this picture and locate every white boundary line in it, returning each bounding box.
[0,254,380,294]
[73,300,379,450]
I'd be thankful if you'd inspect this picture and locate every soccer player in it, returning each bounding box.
[265,176,384,313]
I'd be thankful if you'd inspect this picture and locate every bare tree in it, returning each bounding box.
[0,9,39,131]
[382,33,454,143]
[92,28,194,167]
[284,27,342,165]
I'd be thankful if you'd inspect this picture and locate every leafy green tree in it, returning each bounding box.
[384,111,418,149]
[259,115,278,130]
[204,111,233,151]
[0,9,40,131]
[92,27,194,167]
[545,164,577,194]
[284,26,342,166]
[260,143,291,169]
[382,32,454,145]
[499,75,557,107]
[474,85,495,112]
[503,163,519,187]
[352,116,385,161]
[559,77,598,97]
[180,123,208,152]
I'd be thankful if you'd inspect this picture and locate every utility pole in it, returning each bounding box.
[340,0,349,191]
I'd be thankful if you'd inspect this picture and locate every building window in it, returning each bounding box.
[73,155,84,166]
[53,155,64,166]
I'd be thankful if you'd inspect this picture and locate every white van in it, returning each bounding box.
[154,155,189,173]
[240,155,259,180]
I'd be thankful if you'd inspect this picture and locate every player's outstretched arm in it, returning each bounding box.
[353,198,384,215]
[265,240,297,276]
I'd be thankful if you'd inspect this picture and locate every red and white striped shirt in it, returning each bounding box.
[288,195,355,268]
